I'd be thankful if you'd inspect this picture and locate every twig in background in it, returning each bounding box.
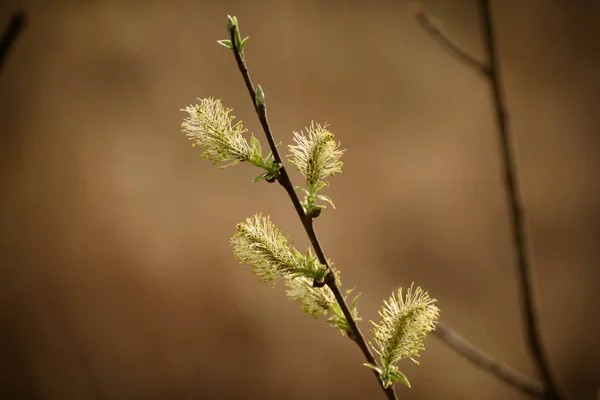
[435,322,544,397]
[413,1,565,399]
[479,2,563,399]
[411,3,488,76]
[0,10,26,75]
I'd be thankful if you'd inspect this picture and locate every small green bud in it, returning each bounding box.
[255,85,265,106]
[226,15,238,31]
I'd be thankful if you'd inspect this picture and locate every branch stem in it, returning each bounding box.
[413,2,565,398]
[228,26,398,400]
[412,4,488,76]
[0,10,26,74]
[478,2,563,399]
[434,322,544,397]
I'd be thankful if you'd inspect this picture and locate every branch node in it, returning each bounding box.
[307,208,322,220]
[411,3,488,76]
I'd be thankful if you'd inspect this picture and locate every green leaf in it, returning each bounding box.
[379,355,389,370]
[350,291,361,309]
[252,172,268,183]
[240,36,250,50]
[293,249,305,264]
[263,152,275,168]
[294,186,308,194]
[330,303,344,318]
[388,370,411,388]
[248,149,264,167]
[250,136,262,155]
[217,39,233,49]
[249,156,264,168]
[316,194,336,209]
[312,266,328,283]
[326,315,349,335]
[305,248,316,263]
[235,29,243,50]
[311,180,328,194]
[363,363,382,375]
[326,287,362,335]
[272,162,283,172]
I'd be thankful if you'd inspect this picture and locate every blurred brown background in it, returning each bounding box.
[1,0,598,399]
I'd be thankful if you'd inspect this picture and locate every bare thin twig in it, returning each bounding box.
[228,26,398,400]
[411,3,488,76]
[478,2,563,399]
[0,10,26,74]
[413,2,565,399]
[434,322,544,397]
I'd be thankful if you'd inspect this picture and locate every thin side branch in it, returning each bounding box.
[0,10,26,74]
[434,322,544,397]
[411,3,489,76]
[478,2,563,399]
[228,26,398,400]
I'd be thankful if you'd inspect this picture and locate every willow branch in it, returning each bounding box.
[434,322,544,397]
[414,2,565,399]
[228,26,398,400]
[0,9,26,74]
[478,2,563,399]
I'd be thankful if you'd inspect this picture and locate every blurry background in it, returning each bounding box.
[1,0,598,399]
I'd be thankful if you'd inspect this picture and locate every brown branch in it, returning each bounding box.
[413,2,565,399]
[478,2,564,399]
[434,322,544,397]
[228,26,398,400]
[411,3,489,76]
[0,10,26,75]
